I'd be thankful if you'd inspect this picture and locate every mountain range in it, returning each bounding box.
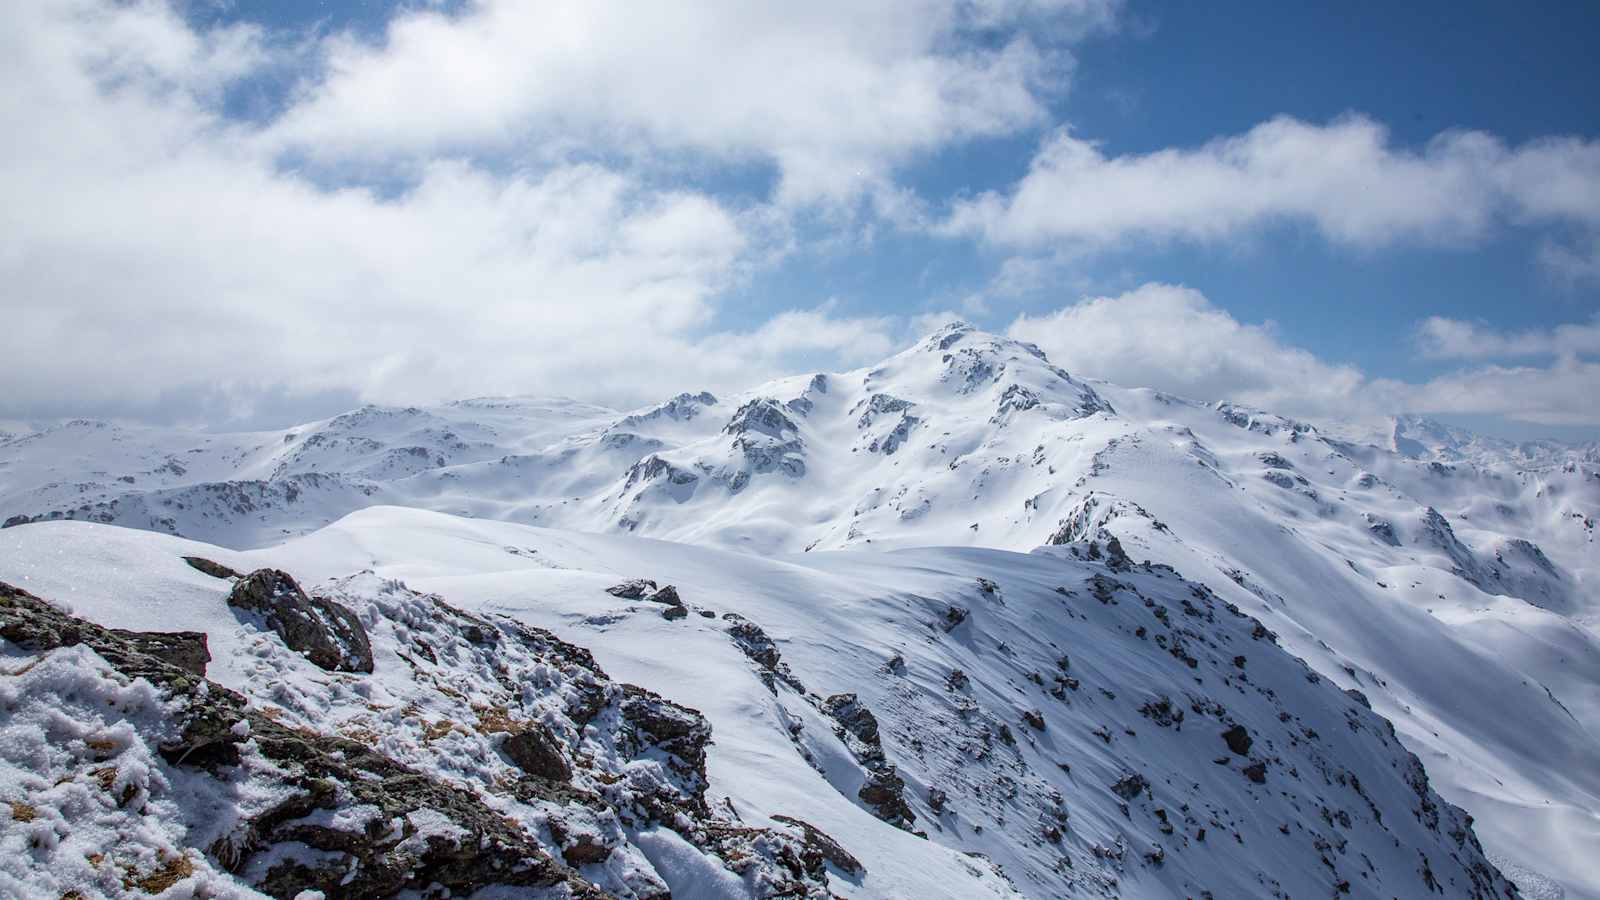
[1,323,1595,899]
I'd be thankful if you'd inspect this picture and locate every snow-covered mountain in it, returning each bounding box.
[2,322,1596,897]
[3,513,1522,899]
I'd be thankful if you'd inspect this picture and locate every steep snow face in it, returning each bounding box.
[2,514,1522,899]
[2,324,1597,897]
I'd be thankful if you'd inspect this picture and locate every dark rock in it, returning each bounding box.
[1242,761,1268,784]
[110,628,210,677]
[1023,710,1046,731]
[1104,536,1133,572]
[1221,724,1253,756]
[945,669,970,691]
[183,556,241,580]
[942,605,969,631]
[559,835,611,867]
[858,766,916,830]
[645,585,682,607]
[724,614,804,693]
[927,787,948,813]
[502,724,572,782]
[1139,697,1183,728]
[226,569,373,673]
[605,578,658,599]
[823,693,881,748]
[1111,773,1149,800]
[661,605,688,621]
[772,815,864,877]
[0,580,601,899]
[725,615,782,670]
[619,685,711,779]
[1,578,847,899]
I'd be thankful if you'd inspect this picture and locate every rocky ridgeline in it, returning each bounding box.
[0,570,853,899]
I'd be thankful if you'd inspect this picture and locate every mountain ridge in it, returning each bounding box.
[2,323,1597,897]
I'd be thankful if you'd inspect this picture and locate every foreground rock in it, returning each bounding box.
[225,568,374,673]
[0,576,840,899]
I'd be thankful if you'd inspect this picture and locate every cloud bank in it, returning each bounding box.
[944,116,1600,269]
[1009,285,1600,427]
[2,0,1596,435]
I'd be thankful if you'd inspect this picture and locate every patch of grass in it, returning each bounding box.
[420,719,458,741]
[473,704,523,735]
[127,853,194,894]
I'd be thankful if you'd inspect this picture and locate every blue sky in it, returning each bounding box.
[3,0,1597,437]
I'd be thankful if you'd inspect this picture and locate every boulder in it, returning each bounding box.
[1221,723,1253,756]
[226,569,373,673]
[502,724,572,782]
[604,579,657,600]
[182,556,241,580]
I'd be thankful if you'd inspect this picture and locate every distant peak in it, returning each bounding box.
[923,320,976,351]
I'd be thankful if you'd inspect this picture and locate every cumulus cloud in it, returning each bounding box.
[1008,284,1600,427]
[944,115,1600,263]
[1416,316,1600,361]
[266,0,1117,206]
[0,0,908,423]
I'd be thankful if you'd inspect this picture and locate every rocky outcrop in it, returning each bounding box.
[502,723,572,782]
[0,579,598,899]
[109,627,210,677]
[725,613,805,693]
[225,568,374,673]
[182,555,240,580]
[1,576,839,899]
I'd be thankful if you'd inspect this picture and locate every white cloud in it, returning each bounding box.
[1008,284,1600,427]
[1007,284,1371,414]
[0,0,903,423]
[945,116,1600,259]
[1416,316,1600,361]
[266,0,1117,206]
[1539,235,1600,286]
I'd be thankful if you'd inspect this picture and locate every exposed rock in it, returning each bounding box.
[1111,773,1149,800]
[182,556,241,580]
[109,628,209,677]
[1022,710,1046,731]
[501,723,572,782]
[772,815,864,877]
[661,604,688,621]
[858,766,917,830]
[0,580,600,899]
[1242,761,1269,784]
[645,585,683,607]
[1221,723,1253,756]
[1,577,840,899]
[1104,536,1133,572]
[942,605,969,631]
[822,692,885,767]
[605,578,658,599]
[225,569,374,673]
[724,613,805,693]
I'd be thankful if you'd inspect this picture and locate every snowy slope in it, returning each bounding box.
[2,513,1523,899]
[2,323,1596,897]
